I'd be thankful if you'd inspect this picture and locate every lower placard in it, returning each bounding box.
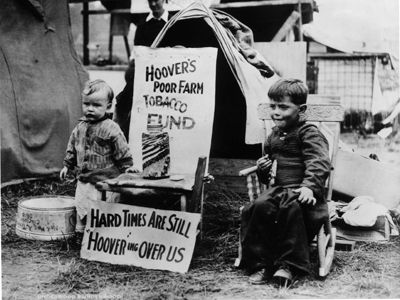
[81,200,201,273]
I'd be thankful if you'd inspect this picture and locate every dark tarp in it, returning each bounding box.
[0,0,89,183]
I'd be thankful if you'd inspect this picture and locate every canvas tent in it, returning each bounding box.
[146,2,278,159]
[0,0,88,183]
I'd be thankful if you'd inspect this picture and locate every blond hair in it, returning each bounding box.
[82,79,114,103]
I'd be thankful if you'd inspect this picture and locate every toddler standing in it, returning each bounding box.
[60,79,134,232]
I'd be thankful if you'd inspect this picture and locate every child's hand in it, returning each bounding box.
[257,155,272,172]
[293,187,316,205]
[60,166,69,180]
[125,166,140,173]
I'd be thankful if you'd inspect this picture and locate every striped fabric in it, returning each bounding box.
[64,117,133,174]
[141,131,170,178]
[142,132,170,169]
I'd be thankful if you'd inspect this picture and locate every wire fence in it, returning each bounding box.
[311,56,375,131]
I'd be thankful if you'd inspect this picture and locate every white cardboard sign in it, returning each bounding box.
[81,201,201,273]
[129,46,217,175]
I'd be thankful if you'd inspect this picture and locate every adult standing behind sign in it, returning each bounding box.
[114,0,170,139]
[134,0,169,47]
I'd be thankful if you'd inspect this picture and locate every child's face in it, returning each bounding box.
[82,93,110,122]
[269,96,305,130]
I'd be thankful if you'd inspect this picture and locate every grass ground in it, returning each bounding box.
[2,133,400,299]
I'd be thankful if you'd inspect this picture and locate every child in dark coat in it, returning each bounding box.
[240,78,331,285]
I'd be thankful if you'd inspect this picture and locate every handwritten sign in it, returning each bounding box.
[81,200,201,273]
[129,46,217,175]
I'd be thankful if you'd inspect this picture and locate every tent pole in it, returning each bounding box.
[83,0,89,65]
[297,0,303,41]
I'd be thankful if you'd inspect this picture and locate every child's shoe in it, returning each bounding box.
[273,268,293,287]
[249,268,270,285]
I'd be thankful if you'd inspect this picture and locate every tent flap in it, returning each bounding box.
[0,0,89,183]
[151,2,278,145]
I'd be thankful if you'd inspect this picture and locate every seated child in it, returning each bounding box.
[60,79,135,232]
[240,78,331,286]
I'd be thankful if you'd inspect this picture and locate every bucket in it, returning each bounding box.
[16,196,76,240]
